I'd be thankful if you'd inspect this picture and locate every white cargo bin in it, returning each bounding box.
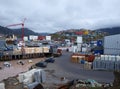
[18,73,24,83]
[116,56,120,61]
[0,83,5,89]
[93,55,120,71]
[18,69,46,85]
[104,55,109,60]
[100,55,105,60]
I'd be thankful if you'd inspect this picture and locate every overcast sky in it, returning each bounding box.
[0,0,120,33]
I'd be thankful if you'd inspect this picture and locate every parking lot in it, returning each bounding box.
[44,51,114,84]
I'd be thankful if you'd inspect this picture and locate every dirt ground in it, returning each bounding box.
[0,58,45,81]
[0,54,117,89]
[0,57,67,89]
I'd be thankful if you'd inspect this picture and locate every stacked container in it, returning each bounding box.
[93,55,120,71]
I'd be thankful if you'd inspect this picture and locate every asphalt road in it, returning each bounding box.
[45,51,114,83]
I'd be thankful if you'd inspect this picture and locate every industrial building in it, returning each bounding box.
[104,34,120,55]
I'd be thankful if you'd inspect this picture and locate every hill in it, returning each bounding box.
[96,27,120,35]
[0,26,13,35]
[1,25,120,38]
[54,27,120,36]
[0,26,49,37]
[51,27,120,41]
[12,28,37,36]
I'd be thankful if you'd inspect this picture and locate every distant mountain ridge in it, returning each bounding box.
[54,27,120,36]
[0,26,49,36]
[0,26,13,35]
[0,25,120,37]
[96,27,120,35]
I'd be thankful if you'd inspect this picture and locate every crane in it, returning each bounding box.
[6,18,26,41]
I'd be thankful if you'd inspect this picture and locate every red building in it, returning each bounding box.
[75,31,83,35]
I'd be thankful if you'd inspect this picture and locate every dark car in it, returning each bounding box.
[35,61,47,68]
[45,58,55,63]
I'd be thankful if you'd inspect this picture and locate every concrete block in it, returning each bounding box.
[0,83,5,89]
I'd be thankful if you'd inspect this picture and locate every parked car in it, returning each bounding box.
[35,61,47,68]
[45,58,55,63]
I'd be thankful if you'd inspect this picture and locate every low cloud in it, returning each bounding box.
[0,0,120,33]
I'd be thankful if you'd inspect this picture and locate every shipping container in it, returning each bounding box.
[77,43,82,52]
[94,50,103,55]
[43,47,49,53]
[46,36,51,41]
[23,36,28,41]
[82,47,87,52]
[77,36,82,43]
[85,55,95,62]
[104,34,120,55]
[38,36,45,40]
[69,46,77,53]
[97,40,103,46]
[29,35,38,41]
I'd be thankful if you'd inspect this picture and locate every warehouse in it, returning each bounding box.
[104,34,120,55]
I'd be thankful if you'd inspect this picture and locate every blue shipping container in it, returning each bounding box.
[94,50,103,55]
[97,40,102,46]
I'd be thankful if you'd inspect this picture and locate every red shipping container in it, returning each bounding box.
[87,55,95,62]
[38,36,45,40]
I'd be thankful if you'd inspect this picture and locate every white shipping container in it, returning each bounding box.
[33,36,38,40]
[73,46,77,53]
[77,36,82,43]
[82,47,87,52]
[104,34,120,55]
[77,43,82,52]
[29,35,34,40]
[68,46,77,53]
[68,47,73,52]
[29,35,38,40]
[46,36,51,41]
[24,36,28,41]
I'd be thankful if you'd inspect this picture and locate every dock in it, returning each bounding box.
[0,47,52,61]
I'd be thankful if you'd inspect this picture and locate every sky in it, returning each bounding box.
[0,0,120,33]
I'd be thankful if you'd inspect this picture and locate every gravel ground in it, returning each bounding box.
[0,51,114,89]
[0,58,45,82]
